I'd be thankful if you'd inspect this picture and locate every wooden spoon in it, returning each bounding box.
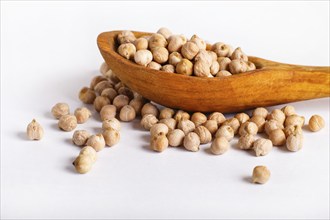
[97,30,330,113]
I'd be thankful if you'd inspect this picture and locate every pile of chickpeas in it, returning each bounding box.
[116,28,256,77]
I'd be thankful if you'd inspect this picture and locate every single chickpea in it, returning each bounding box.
[215,125,234,141]
[212,42,231,57]
[157,27,172,39]
[210,61,220,76]
[210,136,229,155]
[79,146,97,163]
[134,49,153,66]
[141,103,159,118]
[114,82,125,91]
[119,105,136,122]
[208,112,226,126]
[118,87,134,100]
[100,105,116,121]
[231,47,248,62]
[217,57,231,71]
[90,75,107,89]
[118,43,136,60]
[202,119,218,136]
[177,119,196,135]
[228,59,248,74]
[134,37,148,50]
[51,103,70,119]
[58,115,77,131]
[161,64,175,73]
[253,138,273,156]
[147,61,162,70]
[194,60,212,77]
[216,70,232,78]
[26,119,44,140]
[129,98,145,116]
[183,132,200,152]
[190,35,206,50]
[94,95,110,112]
[150,123,169,136]
[269,129,286,146]
[74,107,91,124]
[239,121,258,136]
[195,49,213,66]
[222,118,240,134]
[167,35,187,52]
[252,166,270,184]
[99,62,109,75]
[252,107,268,119]
[159,108,175,119]
[94,81,113,95]
[181,42,199,60]
[286,133,303,152]
[72,130,90,146]
[148,33,168,50]
[101,88,118,102]
[208,51,218,61]
[169,52,183,66]
[167,129,185,147]
[176,58,193,76]
[102,118,121,131]
[281,105,296,117]
[112,95,129,111]
[141,114,159,130]
[159,118,177,131]
[152,47,169,64]
[249,116,266,133]
[308,115,325,132]
[86,134,105,152]
[235,113,250,124]
[150,133,169,152]
[238,134,255,150]
[284,115,305,127]
[103,128,120,147]
[284,125,303,138]
[264,119,284,135]
[79,87,96,104]
[194,126,212,144]
[246,61,256,71]
[191,112,207,127]
[268,109,286,125]
[174,110,190,122]
[117,30,136,44]
[73,155,93,174]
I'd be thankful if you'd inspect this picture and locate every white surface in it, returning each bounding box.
[1,1,329,219]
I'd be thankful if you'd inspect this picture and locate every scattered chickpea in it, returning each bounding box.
[269,129,286,146]
[161,64,175,73]
[222,118,240,134]
[235,113,250,124]
[134,37,148,50]
[177,119,196,135]
[99,62,109,75]
[147,61,162,70]
[249,115,266,133]
[150,133,168,152]
[264,119,284,136]
[134,49,153,66]
[90,75,107,89]
[129,98,145,116]
[79,87,96,104]
[73,155,93,174]
[286,133,303,152]
[252,107,268,119]
[58,115,77,132]
[102,118,121,131]
[94,95,110,112]
[239,121,258,136]
[72,130,90,146]
[183,132,200,152]
[159,118,177,131]
[26,119,44,140]
[94,81,113,95]
[174,110,190,122]
[308,115,325,132]
[167,129,185,147]
[284,125,303,138]
[190,35,206,50]
[252,166,270,184]
[176,59,193,76]
[141,103,159,118]
[119,105,136,122]
[208,112,226,126]
[284,115,305,127]
[217,57,231,71]
[238,134,255,150]
[103,128,120,147]
[194,126,212,144]
[100,105,116,121]
[51,103,70,119]
[216,70,232,78]
[112,95,129,111]
[157,27,172,40]
[181,42,199,60]
[215,125,234,141]
[148,33,168,50]
[168,35,187,52]
[203,119,218,136]
[118,43,136,60]
[106,69,120,84]
[281,105,296,117]
[141,114,159,130]
[86,134,105,152]
[268,109,286,125]
[191,112,207,127]
[118,87,134,100]
[159,108,175,119]
[101,88,118,102]
[210,136,229,155]
[79,146,97,163]
[152,47,169,64]
[231,47,248,62]
[74,107,91,124]
[253,138,273,156]
[150,123,169,136]
[169,52,183,66]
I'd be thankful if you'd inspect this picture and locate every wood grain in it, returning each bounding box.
[97,30,330,113]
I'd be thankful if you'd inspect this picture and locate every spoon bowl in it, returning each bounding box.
[98,30,330,113]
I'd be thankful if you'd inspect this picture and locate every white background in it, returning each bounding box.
[1,1,329,219]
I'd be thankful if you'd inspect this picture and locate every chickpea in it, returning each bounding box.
[253,138,273,156]
[141,114,158,130]
[150,133,168,152]
[228,59,248,74]
[161,64,175,73]
[208,112,226,126]
[284,125,303,138]
[212,42,231,57]
[195,49,213,66]
[102,118,121,131]
[58,115,77,131]
[210,136,229,155]
[284,115,305,127]
[190,35,206,50]
[269,129,286,146]
[94,81,113,95]
[268,109,286,125]
[169,52,183,66]
[86,134,105,152]
[202,119,218,136]
[74,107,91,124]
[73,155,93,174]
[181,42,199,60]
[249,116,266,133]
[238,134,255,150]
[150,123,169,137]
[215,125,234,141]
[222,118,240,134]
[118,87,134,100]
[141,103,159,118]
[217,57,231,71]
[152,47,169,64]
[100,105,116,121]
[72,130,90,146]
[264,119,284,136]
[216,70,232,78]
[174,110,190,122]
[51,103,70,119]
[286,134,303,152]
[99,62,109,75]
[129,98,145,116]
[148,33,168,50]
[308,115,325,132]
[252,166,270,184]
[147,61,162,70]
[252,107,268,119]
[176,59,193,76]
[177,119,196,135]
[210,61,220,76]
[159,118,177,131]
[194,60,212,77]
[93,95,110,112]
[194,126,212,144]
[134,49,153,66]
[117,30,136,44]
[79,87,96,104]
[79,146,97,163]
[90,75,107,89]
[118,43,136,60]
[103,128,120,147]
[239,122,258,136]
[119,105,136,122]
[112,95,129,111]
[101,88,118,102]
[281,105,296,117]
[183,132,200,152]
[26,119,44,140]
[235,113,250,124]
[168,35,187,52]
[134,37,148,50]
[231,47,248,62]
[167,129,185,147]
[159,108,175,119]
[157,27,172,39]
[191,112,207,127]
